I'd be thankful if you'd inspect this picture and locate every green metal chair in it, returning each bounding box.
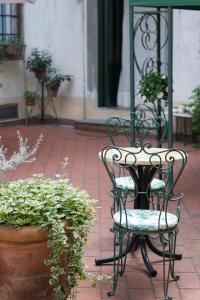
[105,115,168,193]
[101,145,187,300]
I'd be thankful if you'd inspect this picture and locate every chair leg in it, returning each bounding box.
[163,232,177,300]
[108,228,130,296]
[170,231,180,281]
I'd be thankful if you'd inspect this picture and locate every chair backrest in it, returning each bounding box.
[106,115,168,148]
[105,117,131,147]
[101,144,187,230]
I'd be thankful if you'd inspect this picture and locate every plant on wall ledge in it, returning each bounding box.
[0,37,25,61]
[137,70,168,106]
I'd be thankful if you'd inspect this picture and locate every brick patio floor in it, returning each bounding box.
[1,124,200,300]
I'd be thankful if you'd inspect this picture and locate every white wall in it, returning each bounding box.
[1,2,200,122]
[24,0,84,98]
[0,0,85,121]
[117,6,200,108]
[173,9,200,104]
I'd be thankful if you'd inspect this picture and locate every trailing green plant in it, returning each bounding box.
[23,90,39,100]
[5,37,23,47]
[45,72,73,90]
[137,71,168,106]
[0,175,94,300]
[26,48,52,73]
[189,86,200,142]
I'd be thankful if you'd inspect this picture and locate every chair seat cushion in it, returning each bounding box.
[113,209,178,233]
[115,176,165,191]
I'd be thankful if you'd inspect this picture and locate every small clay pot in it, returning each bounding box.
[25,98,36,106]
[46,85,59,98]
[34,69,47,80]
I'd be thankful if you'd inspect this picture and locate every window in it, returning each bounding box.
[0,4,20,41]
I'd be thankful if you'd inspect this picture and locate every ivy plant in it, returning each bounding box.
[0,175,94,300]
[137,71,168,106]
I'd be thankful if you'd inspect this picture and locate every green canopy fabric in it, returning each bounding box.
[129,0,200,9]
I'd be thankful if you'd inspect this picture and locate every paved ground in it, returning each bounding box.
[1,124,200,300]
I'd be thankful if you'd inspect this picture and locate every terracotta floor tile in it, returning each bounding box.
[1,124,200,300]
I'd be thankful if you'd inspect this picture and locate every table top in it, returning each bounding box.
[173,112,192,118]
[99,147,187,166]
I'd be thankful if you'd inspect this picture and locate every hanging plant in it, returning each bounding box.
[137,71,168,106]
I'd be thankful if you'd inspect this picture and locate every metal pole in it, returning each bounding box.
[157,8,162,147]
[41,80,44,124]
[167,7,173,148]
[129,5,135,146]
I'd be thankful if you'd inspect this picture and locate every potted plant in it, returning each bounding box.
[137,71,168,106]
[189,86,200,142]
[26,48,52,80]
[45,73,73,97]
[4,37,26,59]
[24,90,39,106]
[0,134,95,300]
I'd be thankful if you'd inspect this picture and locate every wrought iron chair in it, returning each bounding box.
[101,145,187,300]
[105,115,168,194]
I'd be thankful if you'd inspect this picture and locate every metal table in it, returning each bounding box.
[174,112,192,145]
[95,146,185,277]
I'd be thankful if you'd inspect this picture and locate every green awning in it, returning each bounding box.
[129,0,200,9]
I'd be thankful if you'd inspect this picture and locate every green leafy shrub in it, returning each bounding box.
[26,48,52,73]
[45,72,73,90]
[23,90,39,100]
[0,175,94,300]
[189,86,200,142]
[137,71,168,105]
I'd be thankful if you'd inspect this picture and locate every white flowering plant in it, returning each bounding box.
[136,71,168,106]
[0,131,43,177]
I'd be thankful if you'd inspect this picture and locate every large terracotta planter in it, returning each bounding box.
[0,225,67,300]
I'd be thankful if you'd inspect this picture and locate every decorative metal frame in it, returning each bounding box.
[100,144,187,298]
[129,6,173,148]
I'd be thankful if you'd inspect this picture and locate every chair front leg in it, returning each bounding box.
[163,231,176,300]
[108,227,129,296]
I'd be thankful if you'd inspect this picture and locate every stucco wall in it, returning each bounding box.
[173,10,200,105]
[0,0,85,121]
[0,2,200,122]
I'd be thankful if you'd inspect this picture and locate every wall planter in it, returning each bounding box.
[4,44,26,60]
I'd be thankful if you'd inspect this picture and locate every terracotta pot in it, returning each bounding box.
[34,69,47,80]
[4,44,26,58]
[46,85,59,98]
[0,225,68,300]
[25,98,36,106]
